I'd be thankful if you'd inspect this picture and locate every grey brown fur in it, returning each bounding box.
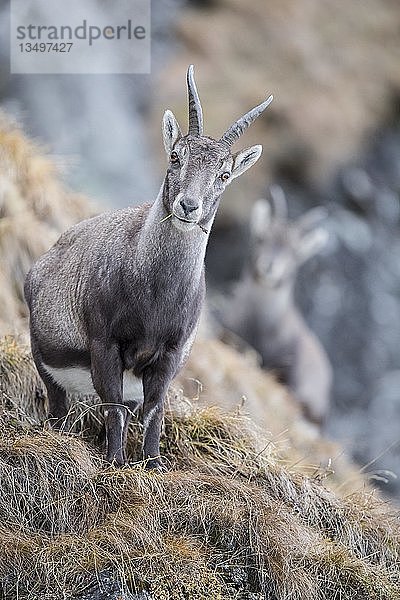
[24,65,272,468]
[223,187,332,425]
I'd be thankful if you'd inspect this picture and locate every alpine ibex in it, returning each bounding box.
[223,187,332,425]
[24,66,273,468]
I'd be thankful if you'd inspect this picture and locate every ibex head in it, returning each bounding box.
[249,186,329,286]
[162,65,273,232]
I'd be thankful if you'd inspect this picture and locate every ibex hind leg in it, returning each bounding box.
[30,339,68,427]
[34,360,68,427]
[142,359,176,471]
[121,397,142,461]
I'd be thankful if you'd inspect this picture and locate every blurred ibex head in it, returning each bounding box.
[249,185,329,286]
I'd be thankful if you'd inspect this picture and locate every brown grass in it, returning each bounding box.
[0,336,399,599]
[0,112,94,337]
[179,337,369,494]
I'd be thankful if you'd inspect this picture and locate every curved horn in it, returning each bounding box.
[187,65,203,136]
[269,184,288,220]
[220,94,273,146]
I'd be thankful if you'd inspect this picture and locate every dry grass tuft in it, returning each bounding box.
[179,338,370,494]
[0,336,46,428]
[0,112,94,337]
[0,338,399,600]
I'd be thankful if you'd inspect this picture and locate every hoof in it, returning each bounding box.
[144,456,167,472]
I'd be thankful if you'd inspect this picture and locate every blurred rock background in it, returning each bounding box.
[1,0,400,495]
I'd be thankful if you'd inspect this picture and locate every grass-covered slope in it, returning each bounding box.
[1,113,399,599]
[180,337,371,495]
[0,112,93,336]
[1,337,400,600]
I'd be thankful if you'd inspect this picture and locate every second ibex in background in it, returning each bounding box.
[223,187,332,425]
[25,66,273,468]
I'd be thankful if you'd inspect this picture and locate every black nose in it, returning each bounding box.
[180,198,199,216]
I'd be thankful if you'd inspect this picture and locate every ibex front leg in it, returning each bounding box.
[90,339,127,465]
[142,360,174,470]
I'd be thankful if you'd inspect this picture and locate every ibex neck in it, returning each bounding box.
[137,181,212,283]
[241,272,295,321]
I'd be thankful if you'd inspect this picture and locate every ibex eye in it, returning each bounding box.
[221,171,230,182]
[170,151,179,164]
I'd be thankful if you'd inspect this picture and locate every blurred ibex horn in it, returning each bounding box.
[269,184,288,220]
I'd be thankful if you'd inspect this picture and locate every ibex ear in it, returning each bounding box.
[298,228,329,262]
[231,145,262,180]
[250,199,271,239]
[162,110,182,155]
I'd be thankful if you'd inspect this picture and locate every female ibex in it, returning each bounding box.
[223,187,332,425]
[24,66,273,468]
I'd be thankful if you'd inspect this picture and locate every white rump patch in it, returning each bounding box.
[123,370,144,401]
[43,364,143,401]
[43,364,96,395]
